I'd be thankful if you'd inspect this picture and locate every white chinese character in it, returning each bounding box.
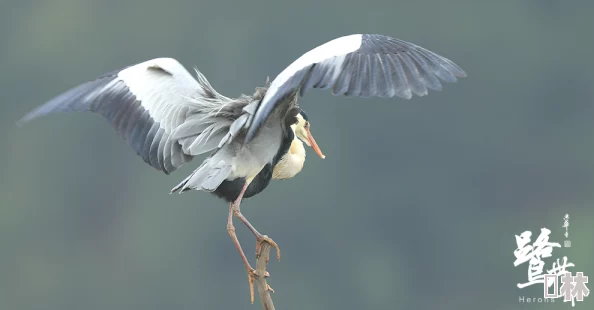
[514,228,562,288]
[559,272,590,307]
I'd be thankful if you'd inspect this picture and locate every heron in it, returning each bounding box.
[19,34,465,301]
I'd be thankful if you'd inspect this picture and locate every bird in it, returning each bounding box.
[18,33,466,302]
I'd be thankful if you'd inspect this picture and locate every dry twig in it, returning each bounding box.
[254,241,275,310]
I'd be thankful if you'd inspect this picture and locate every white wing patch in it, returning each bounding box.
[117,58,201,132]
[266,34,363,102]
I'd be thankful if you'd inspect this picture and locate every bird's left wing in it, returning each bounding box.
[246,34,466,143]
[19,58,238,174]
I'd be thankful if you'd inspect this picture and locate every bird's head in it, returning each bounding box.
[291,109,325,159]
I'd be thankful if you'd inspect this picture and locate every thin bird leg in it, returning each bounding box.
[227,201,260,304]
[231,184,281,262]
[227,182,272,304]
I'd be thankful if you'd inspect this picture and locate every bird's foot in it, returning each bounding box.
[247,267,256,304]
[246,266,270,304]
[256,235,281,261]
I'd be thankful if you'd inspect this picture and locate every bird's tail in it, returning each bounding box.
[170,158,232,193]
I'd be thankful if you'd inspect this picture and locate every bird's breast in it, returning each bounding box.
[272,138,306,180]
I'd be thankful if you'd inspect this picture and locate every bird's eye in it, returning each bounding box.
[304,122,309,129]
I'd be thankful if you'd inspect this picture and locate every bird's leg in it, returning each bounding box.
[231,184,281,261]
[226,201,260,304]
[226,181,279,303]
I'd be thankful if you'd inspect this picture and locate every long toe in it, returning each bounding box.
[247,267,256,304]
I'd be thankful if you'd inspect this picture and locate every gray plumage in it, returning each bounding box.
[246,34,466,143]
[19,58,259,176]
[19,34,466,195]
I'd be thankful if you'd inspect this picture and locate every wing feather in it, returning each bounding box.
[245,34,466,143]
[19,58,243,174]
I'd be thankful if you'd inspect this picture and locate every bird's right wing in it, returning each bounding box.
[19,58,240,174]
[245,34,466,143]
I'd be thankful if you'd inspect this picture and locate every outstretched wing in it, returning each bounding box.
[246,34,466,143]
[19,58,244,174]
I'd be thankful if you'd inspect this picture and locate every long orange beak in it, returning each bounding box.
[306,127,325,159]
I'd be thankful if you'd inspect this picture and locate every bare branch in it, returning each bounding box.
[254,242,275,310]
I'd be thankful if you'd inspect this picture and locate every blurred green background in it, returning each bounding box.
[1,0,593,309]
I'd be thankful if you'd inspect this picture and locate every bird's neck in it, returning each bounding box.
[288,138,306,159]
[272,123,295,165]
[272,137,306,180]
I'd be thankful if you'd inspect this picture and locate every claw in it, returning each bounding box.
[248,268,272,303]
[256,235,281,261]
